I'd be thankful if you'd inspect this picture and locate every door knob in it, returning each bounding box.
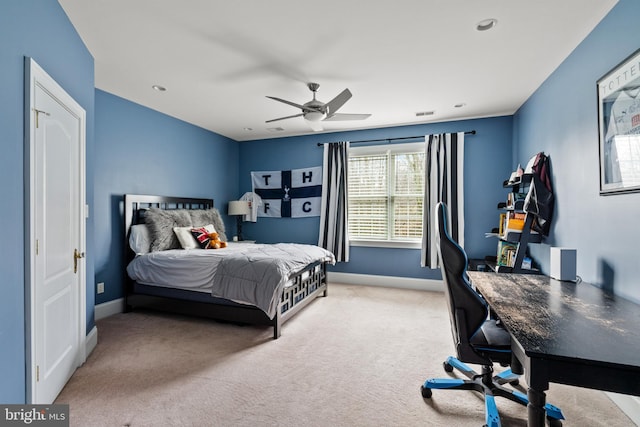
[73,249,84,274]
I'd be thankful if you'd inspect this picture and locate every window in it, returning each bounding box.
[348,142,425,247]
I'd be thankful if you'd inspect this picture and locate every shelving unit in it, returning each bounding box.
[485,173,541,274]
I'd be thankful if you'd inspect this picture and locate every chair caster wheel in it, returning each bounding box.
[443,361,453,372]
[547,418,562,427]
[420,385,432,398]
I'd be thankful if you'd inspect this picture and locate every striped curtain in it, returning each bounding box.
[421,132,465,268]
[318,141,350,262]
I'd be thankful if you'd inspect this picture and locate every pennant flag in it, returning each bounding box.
[251,167,322,218]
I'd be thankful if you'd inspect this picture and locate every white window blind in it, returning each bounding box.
[348,143,425,243]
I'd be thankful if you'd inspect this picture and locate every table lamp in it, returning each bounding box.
[228,200,250,241]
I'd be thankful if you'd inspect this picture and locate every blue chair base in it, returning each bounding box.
[421,356,564,427]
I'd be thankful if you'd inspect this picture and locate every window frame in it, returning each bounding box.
[348,142,425,249]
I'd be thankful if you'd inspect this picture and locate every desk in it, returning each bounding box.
[468,271,640,427]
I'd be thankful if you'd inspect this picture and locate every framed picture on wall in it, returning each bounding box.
[597,48,640,195]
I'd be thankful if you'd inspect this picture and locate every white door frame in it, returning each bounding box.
[25,57,87,403]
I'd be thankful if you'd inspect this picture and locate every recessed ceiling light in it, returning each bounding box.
[267,127,285,132]
[151,85,166,92]
[243,127,253,131]
[415,111,435,117]
[476,18,497,31]
[454,103,466,108]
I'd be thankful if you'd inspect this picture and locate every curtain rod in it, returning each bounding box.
[316,130,476,146]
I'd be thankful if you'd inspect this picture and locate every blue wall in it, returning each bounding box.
[239,116,513,279]
[2,0,637,406]
[0,1,95,403]
[513,0,640,302]
[93,90,239,304]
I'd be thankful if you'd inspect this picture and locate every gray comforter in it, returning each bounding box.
[211,243,335,319]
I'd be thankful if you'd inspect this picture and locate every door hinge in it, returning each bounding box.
[34,109,50,128]
[36,365,40,382]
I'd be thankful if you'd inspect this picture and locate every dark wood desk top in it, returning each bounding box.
[468,272,640,370]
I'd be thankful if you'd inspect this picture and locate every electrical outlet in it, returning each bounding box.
[97,282,105,294]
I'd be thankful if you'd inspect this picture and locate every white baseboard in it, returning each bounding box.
[85,326,98,359]
[95,297,125,321]
[327,272,443,292]
[606,393,640,425]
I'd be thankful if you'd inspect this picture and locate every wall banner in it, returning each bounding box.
[251,166,322,218]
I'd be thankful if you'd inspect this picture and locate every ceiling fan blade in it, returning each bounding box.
[323,113,372,121]
[265,113,304,123]
[324,88,352,115]
[265,96,312,112]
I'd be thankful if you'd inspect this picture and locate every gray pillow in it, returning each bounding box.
[189,208,227,242]
[145,208,192,251]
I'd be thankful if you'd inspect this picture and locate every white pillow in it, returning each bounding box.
[173,224,216,249]
[129,224,151,254]
[173,226,199,249]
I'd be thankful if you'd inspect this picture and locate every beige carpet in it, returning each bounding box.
[57,284,635,426]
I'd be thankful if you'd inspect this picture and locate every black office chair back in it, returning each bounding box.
[435,202,490,365]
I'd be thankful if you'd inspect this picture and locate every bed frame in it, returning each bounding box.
[123,194,328,339]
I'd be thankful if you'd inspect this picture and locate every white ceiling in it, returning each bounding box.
[58,0,618,142]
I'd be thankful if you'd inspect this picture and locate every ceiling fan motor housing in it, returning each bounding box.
[303,99,327,121]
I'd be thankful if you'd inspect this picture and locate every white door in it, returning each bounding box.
[27,59,87,404]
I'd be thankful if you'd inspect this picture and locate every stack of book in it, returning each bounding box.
[497,241,518,267]
[499,211,526,237]
[495,241,533,269]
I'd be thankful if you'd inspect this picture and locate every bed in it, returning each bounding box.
[123,194,334,339]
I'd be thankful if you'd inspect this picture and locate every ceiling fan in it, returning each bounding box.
[266,83,371,131]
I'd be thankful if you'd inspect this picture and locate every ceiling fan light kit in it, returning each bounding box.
[266,82,371,131]
[303,111,326,122]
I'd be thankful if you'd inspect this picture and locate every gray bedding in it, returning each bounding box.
[127,243,335,319]
[211,243,335,319]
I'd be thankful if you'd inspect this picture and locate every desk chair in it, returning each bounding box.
[421,202,564,427]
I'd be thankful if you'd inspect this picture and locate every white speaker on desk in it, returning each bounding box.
[550,247,577,281]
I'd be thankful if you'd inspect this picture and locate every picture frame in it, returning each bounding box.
[597,48,640,195]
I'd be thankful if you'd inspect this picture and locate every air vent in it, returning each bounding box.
[416,111,435,117]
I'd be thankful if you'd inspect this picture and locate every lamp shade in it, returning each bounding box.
[228,200,250,216]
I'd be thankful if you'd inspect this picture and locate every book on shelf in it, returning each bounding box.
[498,213,507,236]
[497,241,518,267]
[504,211,525,232]
[499,211,540,238]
